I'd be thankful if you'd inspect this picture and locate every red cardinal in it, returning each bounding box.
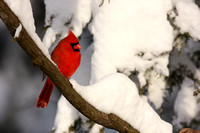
[37,29,81,108]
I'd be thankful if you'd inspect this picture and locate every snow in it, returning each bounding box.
[87,0,173,110]
[44,0,92,39]
[4,0,51,60]
[89,0,173,83]
[173,77,199,128]
[70,73,172,133]
[146,70,166,109]
[14,23,22,38]
[89,124,103,133]
[52,95,79,133]
[173,0,200,40]
[42,27,56,49]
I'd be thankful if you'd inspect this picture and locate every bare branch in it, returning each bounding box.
[193,89,200,97]
[0,1,139,133]
[179,128,200,133]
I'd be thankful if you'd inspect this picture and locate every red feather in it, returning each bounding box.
[37,29,81,108]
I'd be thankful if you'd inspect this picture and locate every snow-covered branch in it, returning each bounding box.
[0,1,139,133]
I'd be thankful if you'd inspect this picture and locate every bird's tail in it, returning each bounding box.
[37,77,54,108]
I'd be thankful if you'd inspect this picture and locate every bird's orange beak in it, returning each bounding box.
[74,44,82,50]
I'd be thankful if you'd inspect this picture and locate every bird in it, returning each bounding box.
[37,29,81,108]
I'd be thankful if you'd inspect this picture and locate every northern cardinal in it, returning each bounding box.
[37,29,81,108]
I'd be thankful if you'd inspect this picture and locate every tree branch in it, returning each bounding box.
[193,89,200,97]
[179,128,200,133]
[0,1,139,133]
